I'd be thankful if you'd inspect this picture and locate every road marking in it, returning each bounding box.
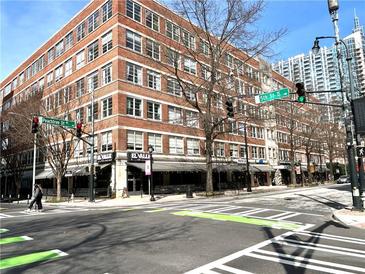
[232,208,265,216]
[0,228,9,233]
[241,209,270,216]
[208,206,241,213]
[254,249,365,273]
[0,213,13,218]
[173,211,303,230]
[301,230,365,243]
[144,208,167,213]
[0,249,68,270]
[216,264,254,273]
[0,236,33,245]
[296,231,365,245]
[275,212,301,220]
[266,211,294,219]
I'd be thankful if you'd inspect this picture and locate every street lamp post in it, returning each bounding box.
[148,145,155,201]
[244,121,252,192]
[89,88,95,202]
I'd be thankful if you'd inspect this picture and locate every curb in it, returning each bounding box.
[331,212,350,228]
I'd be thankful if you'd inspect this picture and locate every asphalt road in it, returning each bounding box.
[1,184,364,274]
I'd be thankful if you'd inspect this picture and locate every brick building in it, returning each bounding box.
[0,0,325,197]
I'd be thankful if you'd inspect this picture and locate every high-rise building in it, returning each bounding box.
[272,13,365,122]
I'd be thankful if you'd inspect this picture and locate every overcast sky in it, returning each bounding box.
[1,0,364,82]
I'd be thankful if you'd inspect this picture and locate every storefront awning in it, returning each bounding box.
[65,166,89,177]
[35,170,54,180]
[251,164,274,172]
[128,162,206,172]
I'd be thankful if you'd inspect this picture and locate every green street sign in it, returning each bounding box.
[40,117,76,128]
[255,88,289,103]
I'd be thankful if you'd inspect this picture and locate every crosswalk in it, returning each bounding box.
[0,206,89,219]
[186,225,365,274]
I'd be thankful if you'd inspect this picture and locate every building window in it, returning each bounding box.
[230,144,238,158]
[251,146,258,159]
[166,21,179,41]
[63,86,71,103]
[76,22,86,41]
[146,39,160,60]
[87,71,98,92]
[145,9,159,31]
[64,59,72,77]
[76,50,85,69]
[76,78,85,97]
[101,131,113,152]
[126,62,142,85]
[54,90,61,107]
[88,41,99,62]
[55,40,64,58]
[187,139,200,155]
[166,48,180,68]
[48,48,55,63]
[64,32,73,51]
[184,57,196,74]
[75,107,84,122]
[186,111,199,128]
[127,130,143,151]
[147,70,161,90]
[74,140,83,157]
[169,136,184,154]
[168,106,183,125]
[102,0,112,22]
[102,31,112,53]
[87,135,98,154]
[55,65,63,82]
[148,133,162,153]
[19,73,24,85]
[167,78,181,96]
[88,10,99,33]
[47,72,53,87]
[182,30,195,50]
[200,40,209,55]
[147,101,161,120]
[102,63,112,85]
[240,145,247,158]
[126,0,141,22]
[87,102,98,122]
[127,97,142,117]
[258,147,265,159]
[126,30,141,53]
[102,96,113,117]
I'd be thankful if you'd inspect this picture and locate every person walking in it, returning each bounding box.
[26,184,43,212]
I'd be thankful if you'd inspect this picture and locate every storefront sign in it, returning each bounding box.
[97,153,114,164]
[127,152,150,162]
[145,160,151,176]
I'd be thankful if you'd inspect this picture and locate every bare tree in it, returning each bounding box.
[156,0,285,193]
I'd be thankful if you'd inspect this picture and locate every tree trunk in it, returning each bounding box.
[56,174,62,201]
[306,153,312,184]
[205,137,214,194]
[290,168,296,185]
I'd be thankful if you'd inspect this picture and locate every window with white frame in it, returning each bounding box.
[76,50,85,69]
[101,131,113,152]
[146,39,160,60]
[4,84,11,96]
[187,139,200,155]
[250,126,257,138]
[236,79,244,95]
[102,31,112,53]
[55,65,63,82]
[54,90,61,107]
[87,135,98,154]
[240,145,247,158]
[238,122,245,135]
[257,127,264,139]
[258,147,265,159]
[19,73,24,85]
[87,71,98,91]
[127,130,143,151]
[47,72,53,87]
[228,121,237,134]
[167,78,181,96]
[64,59,72,77]
[88,41,99,62]
[201,65,211,80]
[147,101,161,120]
[74,140,83,157]
[182,30,195,50]
[126,62,142,85]
[48,48,55,63]
[230,144,238,158]
[166,48,180,68]
[102,0,112,22]
[126,0,141,22]
[185,84,196,101]
[87,102,98,122]
[39,78,44,91]
[184,57,196,74]
[75,107,84,122]
[225,53,234,68]
[166,21,179,41]
[186,110,199,128]
[251,146,258,159]
[64,32,73,51]
[12,78,17,90]
[148,133,162,153]
[145,9,159,31]
[168,106,183,125]
[88,10,99,33]
[126,97,142,117]
[76,78,85,97]
[126,30,141,52]
[55,40,64,57]
[102,63,112,85]
[63,86,71,103]
[169,136,183,154]
[102,96,112,117]
[200,40,209,55]
[76,22,86,41]
[147,70,161,90]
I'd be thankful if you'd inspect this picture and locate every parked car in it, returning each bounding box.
[336,175,350,184]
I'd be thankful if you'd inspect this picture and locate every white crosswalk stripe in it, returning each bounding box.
[0,208,89,219]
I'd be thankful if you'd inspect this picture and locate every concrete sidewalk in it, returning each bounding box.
[333,208,365,229]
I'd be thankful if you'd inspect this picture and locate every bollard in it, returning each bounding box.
[9,194,12,203]
[1,194,3,200]
[71,193,74,203]
[17,194,20,204]
[27,194,30,204]
[186,185,193,198]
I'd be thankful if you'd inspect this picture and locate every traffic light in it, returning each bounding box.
[76,122,82,138]
[31,116,39,133]
[296,82,306,103]
[225,99,234,118]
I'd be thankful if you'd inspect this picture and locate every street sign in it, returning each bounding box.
[357,146,365,157]
[255,88,289,103]
[40,117,76,128]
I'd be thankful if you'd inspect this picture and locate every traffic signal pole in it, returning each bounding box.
[32,132,37,198]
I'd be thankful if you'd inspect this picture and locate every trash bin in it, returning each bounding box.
[186,185,193,198]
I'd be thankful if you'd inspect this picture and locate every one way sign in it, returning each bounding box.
[357,147,365,157]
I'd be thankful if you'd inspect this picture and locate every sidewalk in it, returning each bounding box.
[332,208,365,229]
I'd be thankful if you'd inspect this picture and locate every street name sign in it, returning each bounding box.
[40,117,76,128]
[357,146,365,158]
[255,88,289,103]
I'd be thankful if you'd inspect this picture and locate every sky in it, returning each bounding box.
[1,0,364,82]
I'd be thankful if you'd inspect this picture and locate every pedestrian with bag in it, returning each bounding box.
[26,184,43,212]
